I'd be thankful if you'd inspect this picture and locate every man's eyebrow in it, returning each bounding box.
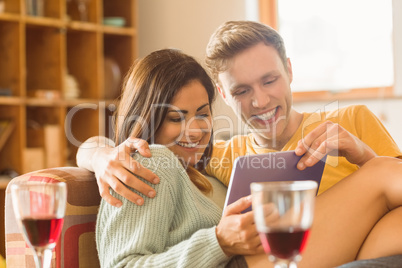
[167,103,210,114]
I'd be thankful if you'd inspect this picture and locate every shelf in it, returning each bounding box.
[0,97,23,105]
[0,13,21,22]
[0,0,136,173]
[67,20,99,32]
[63,98,105,107]
[24,16,64,28]
[102,25,136,36]
[26,98,63,106]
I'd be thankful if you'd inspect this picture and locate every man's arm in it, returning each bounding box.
[76,136,159,207]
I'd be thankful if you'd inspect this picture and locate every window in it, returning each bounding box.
[259,0,395,98]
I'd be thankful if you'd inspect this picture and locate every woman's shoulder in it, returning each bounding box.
[131,144,187,183]
[131,144,178,164]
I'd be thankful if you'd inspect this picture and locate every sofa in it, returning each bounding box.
[5,167,402,267]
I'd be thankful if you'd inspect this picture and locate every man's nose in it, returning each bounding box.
[251,86,270,108]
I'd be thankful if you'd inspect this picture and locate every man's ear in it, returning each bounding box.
[216,84,228,104]
[286,58,293,83]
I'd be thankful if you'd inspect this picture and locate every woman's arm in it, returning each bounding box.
[96,146,230,268]
[76,136,159,207]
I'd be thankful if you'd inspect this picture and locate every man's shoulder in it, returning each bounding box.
[302,104,370,123]
[326,104,369,118]
[212,134,252,154]
[213,134,250,146]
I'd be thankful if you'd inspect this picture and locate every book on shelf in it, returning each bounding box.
[0,119,15,152]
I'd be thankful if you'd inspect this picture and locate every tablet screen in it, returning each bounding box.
[223,151,326,213]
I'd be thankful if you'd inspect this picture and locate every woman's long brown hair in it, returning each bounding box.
[114,49,215,194]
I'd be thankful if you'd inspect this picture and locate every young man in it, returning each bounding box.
[203,21,401,194]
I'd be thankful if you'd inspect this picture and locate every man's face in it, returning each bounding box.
[218,42,293,143]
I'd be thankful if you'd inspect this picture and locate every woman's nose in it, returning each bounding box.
[184,118,209,139]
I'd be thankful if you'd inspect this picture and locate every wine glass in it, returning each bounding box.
[11,182,67,268]
[251,181,317,268]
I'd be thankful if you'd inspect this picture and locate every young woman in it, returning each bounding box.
[93,49,251,267]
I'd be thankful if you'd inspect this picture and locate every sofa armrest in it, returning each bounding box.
[5,167,101,268]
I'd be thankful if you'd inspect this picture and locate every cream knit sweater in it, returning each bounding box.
[96,145,231,267]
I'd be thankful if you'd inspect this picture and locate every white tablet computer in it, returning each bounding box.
[223,151,327,213]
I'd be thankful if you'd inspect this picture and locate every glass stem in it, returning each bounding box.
[274,260,293,268]
[34,248,53,268]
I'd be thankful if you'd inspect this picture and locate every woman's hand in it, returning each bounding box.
[295,121,377,169]
[216,196,264,256]
[77,136,160,207]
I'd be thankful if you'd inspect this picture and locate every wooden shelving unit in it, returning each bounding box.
[0,0,137,175]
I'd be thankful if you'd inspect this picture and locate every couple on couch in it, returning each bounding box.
[77,21,402,267]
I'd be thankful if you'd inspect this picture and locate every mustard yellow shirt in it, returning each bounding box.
[206,105,402,195]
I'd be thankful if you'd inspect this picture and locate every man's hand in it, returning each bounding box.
[295,121,377,169]
[90,137,159,207]
[216,196,264,256]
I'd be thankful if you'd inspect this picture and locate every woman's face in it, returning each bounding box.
[155,80,212,167]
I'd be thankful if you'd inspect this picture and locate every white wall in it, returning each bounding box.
[138,0,257,139]
[138,0,402,148]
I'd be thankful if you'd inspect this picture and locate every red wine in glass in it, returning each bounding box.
[251,181,317,268]
[21,217,64,247]
[259,228,310,260]
[11,182,67,268]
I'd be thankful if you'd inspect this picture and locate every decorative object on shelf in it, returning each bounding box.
[103,17,126,27]
[0,119,14,152]
[26,0,44,16]
[0,0,4,14]
[0,88,12,96]
[28,89,61,100]
[64,72,80,99]
[104,57,122,99]
[77,0,90,22]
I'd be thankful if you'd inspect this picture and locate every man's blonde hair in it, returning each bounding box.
[205,20,288,85]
